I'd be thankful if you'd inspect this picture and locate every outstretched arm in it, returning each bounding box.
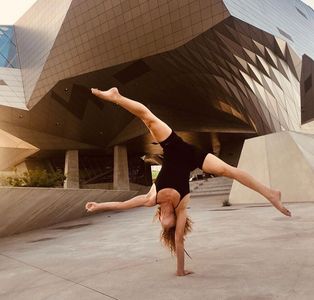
[86,184,156,212]
[175,208,188,276]
[174,195,193,276]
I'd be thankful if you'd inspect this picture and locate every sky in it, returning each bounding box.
[0,0,37,24]
[303,0,314,9]
[0,0,313,24]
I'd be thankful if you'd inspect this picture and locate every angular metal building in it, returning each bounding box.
[0,0,313,192]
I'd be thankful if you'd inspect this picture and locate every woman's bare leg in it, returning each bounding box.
[202,153,291,217]
[91,87,171,142]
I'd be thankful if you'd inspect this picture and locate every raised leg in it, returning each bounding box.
[201,153,291,217]
[91,88,171,142]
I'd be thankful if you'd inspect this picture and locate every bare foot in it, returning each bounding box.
[176,270,194,276]
[268,190,291,217]
[91,87,120,104]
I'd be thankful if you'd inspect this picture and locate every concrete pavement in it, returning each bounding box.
[0,197,314,300]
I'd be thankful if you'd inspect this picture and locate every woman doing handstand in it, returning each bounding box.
[85,87,291,276]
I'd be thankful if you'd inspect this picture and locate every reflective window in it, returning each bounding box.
[277,27,294,42]
[296,7,308,19]
[0,26,19,68]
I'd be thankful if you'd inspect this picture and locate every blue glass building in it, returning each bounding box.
[0,26,19,68]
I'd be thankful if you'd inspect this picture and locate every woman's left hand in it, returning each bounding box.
[85,202,99,212]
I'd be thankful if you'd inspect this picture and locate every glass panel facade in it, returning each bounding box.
[0,26,19,68]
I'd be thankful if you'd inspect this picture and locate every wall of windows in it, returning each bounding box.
[0,26,19,68]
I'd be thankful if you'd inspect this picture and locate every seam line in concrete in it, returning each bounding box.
[0,253,120,300]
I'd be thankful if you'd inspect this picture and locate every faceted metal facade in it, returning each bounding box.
[187,17,302,134]
[15,0,229,108]
[301,55,314,124]
[0,0,313,172]
[223,0,314,57]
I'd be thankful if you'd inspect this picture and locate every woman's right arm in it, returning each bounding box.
[85,184,156,212]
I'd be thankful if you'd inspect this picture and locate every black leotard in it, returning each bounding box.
[155,131,208,201]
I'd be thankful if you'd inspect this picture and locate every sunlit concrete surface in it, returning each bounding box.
[0,188,137,238]
[0,196,313,300]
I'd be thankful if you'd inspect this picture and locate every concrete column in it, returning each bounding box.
[210,132,221,156]
[113,145,130,190]
[15,161,29,175]
[144,162,153,186]
[64,150,79,189]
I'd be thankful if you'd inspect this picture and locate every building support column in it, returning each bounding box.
[113,145,130,190]
[210,132,221,157]
[64,150,79,189]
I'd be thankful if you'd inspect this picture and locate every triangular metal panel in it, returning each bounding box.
[214,30,245,58]
[265,47,278,68]
[214,76,232,96]
[274,37,286,59]
[276,58,289,80]
[243,47,257,65]
[263,31,276,52]
[238,32,255,53]
[256,55,270,77]
[268,66,282,88]
[265,89,280,117]
[247,63,263,85]
[233,19,252,38]
[248,92,269,133]
[286,44,302,80]
[218,65,234,82]
[247,25,265,45]
[277,106,289,129]
[201,34,221,53]
[204,57,221,74]
[216,24,240,45]
[234,55,249,72]
[253,80,268,108]
[211,51,229,70]
[260,73,275,98]
[234,77,249,98]
[220,44,238,66]
[226,80,243,104]
[253,40,266,57]
[225,23,241,43]
[264,89,278,118]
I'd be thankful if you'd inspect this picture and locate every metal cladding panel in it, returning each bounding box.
[223,0,314,60]
[301,54,314,123]
[0,0,313,163]
[14,0,73,106]
[18,0,230,109]
[0,67,26,109]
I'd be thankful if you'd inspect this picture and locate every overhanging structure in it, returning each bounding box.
[0,0,313,192]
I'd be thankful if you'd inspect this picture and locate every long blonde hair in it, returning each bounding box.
[154,206,192,255]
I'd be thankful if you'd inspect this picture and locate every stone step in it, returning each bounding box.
[193,187,232,193]
[191,184,232,190]
[194,183,232,189]
[191,190,230,197]
[190,177,233,197]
